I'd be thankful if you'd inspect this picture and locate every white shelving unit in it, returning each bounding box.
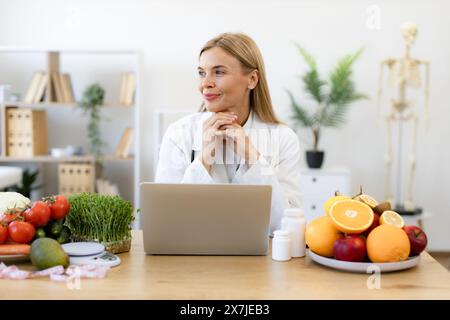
[0,48,142,209]
[300,166,351,223]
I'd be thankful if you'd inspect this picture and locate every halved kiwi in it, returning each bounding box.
[373,201,392,215]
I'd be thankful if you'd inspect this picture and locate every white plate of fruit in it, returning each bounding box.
[307,250,421,273]
[305,188,427,273]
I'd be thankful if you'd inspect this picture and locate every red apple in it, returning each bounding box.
[333,235,367,262]
[403,225,428,256]
[362,212,380,237]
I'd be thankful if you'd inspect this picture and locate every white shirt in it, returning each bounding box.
[155,110,303,234]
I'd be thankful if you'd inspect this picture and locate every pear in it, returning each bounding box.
[30,237,69,270]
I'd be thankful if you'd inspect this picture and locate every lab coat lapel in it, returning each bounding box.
[234,111,259,179]
[248,113,276,164]
[192,112,212,152]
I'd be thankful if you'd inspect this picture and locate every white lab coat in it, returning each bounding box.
[155,110,303,234]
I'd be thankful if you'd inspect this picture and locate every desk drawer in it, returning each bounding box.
[303,198,326,223]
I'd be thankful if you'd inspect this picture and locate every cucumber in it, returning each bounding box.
[45,219,64,238]
[56,226,71,244]
[35,228,46,239]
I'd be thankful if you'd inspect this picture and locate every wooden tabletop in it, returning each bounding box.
[3,230,450,299]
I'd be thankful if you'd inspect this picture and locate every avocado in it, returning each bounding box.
[30,237,70,270]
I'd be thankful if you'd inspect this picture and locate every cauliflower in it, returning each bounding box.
[0,192,31,215]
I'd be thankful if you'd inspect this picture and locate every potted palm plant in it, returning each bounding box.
[287,45,367,168]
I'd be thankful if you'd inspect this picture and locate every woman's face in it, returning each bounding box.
[198,47,257,113]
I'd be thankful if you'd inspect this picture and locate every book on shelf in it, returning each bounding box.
[23,71,48,103]
[119,73,128,104]
[51,72,64,102]
[34,73,48,103]
[23,71,75,104]
[115,127,134,158]
[46,52,59,102]
[119,72,136,106]
[60,73,75,103]
[23,71,44,103]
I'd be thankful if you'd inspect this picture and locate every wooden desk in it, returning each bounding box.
[4,230,450,299]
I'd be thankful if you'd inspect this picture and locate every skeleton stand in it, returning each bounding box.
[376,23,429,214]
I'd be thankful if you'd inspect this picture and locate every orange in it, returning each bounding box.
[366,224,410,262]
[328,199,374,234]
[379,210,405,228]
[324,195,350,216]
[305,216,343,257]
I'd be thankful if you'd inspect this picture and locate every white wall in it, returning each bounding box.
[1,0,449,251]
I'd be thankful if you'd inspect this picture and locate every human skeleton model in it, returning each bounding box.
[377,22,430,211]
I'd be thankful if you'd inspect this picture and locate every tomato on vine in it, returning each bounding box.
[44,195,70,220]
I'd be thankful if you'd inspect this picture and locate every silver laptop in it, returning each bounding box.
[140,183,272,255]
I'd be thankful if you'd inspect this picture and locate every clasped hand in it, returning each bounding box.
[200,111,260,172]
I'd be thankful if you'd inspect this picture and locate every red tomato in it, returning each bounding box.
[24,201,51,227]
[0,224,8,244]
[48,195,70,220]
[8,221,35,244]
[1,208,24,224]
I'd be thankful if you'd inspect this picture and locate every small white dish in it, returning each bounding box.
[50,148,65,157]
[307,249,421,273]
[50,146,76,157]
[62,242,105,257]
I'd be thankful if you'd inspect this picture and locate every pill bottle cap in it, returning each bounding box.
[273,230,290,238]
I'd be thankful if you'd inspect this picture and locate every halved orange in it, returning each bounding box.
[324,195,350,216]
[329,199,374,234]
[379,210,405,228]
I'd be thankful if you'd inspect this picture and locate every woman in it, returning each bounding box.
[155,33,302,233]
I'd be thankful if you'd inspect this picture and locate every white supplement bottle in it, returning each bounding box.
[272,230,291,261]
[281,208,306,258]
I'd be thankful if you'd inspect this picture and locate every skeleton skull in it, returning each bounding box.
[401,22,418,45]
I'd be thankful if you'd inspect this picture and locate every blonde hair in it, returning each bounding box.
[198,32,281,124]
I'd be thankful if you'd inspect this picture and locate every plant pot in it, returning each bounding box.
[306,150,324,169]
[71,235,132,254]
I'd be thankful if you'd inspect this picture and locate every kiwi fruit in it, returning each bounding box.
[373,201,392,215]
